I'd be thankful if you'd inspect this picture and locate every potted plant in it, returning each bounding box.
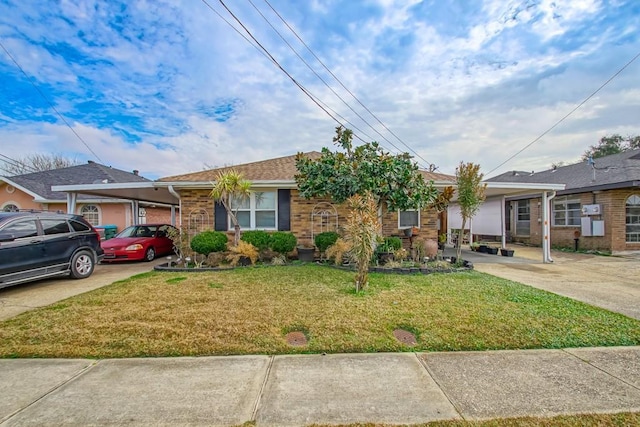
[376,236,402,264]
[501,248,515,257]
[438,233,447,250]
[470,242,479,252]
[487,246,499,255]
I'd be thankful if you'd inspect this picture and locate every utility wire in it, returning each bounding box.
[247,0,416,161]
[0,153,39,174]
[0,39,104,164]
[261,0,436,170]
[487,49,640,176]
[202,0,381,145]
[201,0,411,149]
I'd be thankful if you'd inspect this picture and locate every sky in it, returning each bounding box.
[0,0,638,180]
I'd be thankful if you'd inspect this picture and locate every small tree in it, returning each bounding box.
[295,126,448,229]
[209,170,251,246]
[455,162,486,261]
[343,192,379,292]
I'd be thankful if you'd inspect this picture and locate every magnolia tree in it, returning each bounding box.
[455,162,487,261]
[296,126,445,227]
[296,126,452,291]
[209,170,251,246]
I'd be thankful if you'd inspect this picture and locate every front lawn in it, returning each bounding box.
[1,265,639,358]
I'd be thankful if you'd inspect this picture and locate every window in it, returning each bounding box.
[80,205,100,226]
[626,195,640,243]
[1,220,38,239]
[553,196,581,226]
[230,191,276,229]
[399,210,419,228]
[2,203,19,212]
[41,219,70,235]
[515,200,530,236]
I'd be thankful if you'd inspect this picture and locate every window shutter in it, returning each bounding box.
[278,189,291,231]
[214,202,228,231]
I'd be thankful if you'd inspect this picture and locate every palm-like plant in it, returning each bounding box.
[209,170,251,245]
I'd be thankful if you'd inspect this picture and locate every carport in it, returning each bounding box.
[51,182,181,226]
[448,182,565,263]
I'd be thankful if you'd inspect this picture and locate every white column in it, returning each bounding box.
[66,192,77,214]
[501,195,506,249]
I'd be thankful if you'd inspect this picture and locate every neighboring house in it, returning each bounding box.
[0,161,173,233]
[157,152,455,246]
[487,149,640,255]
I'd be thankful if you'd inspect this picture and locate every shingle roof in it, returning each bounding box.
[487,149,640,191]
[159,151,455,183]
[3,161,150,201]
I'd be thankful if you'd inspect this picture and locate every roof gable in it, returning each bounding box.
[160,151,455,183]
[1,161,150,201]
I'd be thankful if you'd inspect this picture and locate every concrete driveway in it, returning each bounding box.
[0,259,167,321]
[465,245,640,320]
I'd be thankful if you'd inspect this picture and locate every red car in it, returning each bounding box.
[101,224,176,262]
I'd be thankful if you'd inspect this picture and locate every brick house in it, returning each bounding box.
[158,152,455,247]
[1,161,173,233]
[487,149,640,255]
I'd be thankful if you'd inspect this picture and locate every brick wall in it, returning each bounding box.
[511,189,640,254]
[178,188,441,246]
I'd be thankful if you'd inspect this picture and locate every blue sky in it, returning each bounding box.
[0,0,638,180]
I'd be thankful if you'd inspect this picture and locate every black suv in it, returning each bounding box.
[0,211,104,289]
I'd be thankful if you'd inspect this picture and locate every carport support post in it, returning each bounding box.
[66,192,77,214]
[541,191,556,263]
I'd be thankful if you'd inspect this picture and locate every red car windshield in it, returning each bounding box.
[116,225,158,238]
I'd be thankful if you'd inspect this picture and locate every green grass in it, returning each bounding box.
[0,265,639,358]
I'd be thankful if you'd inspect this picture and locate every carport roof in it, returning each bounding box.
[52,178,565,206]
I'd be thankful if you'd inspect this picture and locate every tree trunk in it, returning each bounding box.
[456,218,467,261]
[233,224,241,246]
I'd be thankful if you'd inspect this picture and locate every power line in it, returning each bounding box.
[247,0,421,162]
[0,39,104,164]
[201,0,427,155]
[201,0,377,145]
[487,49,640,176]
[0,153,39,174]
[260,0,436,170]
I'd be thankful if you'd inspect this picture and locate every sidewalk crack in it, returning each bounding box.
[0,359,100,425]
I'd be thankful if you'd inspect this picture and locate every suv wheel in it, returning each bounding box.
[144,247,156,262]
[70,250,95,279]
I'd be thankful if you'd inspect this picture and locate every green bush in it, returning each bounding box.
[270,231,297,255]
[378,236,402,253]
[240,230,272,251]
[314,231,339,252]
[190,231,228,256]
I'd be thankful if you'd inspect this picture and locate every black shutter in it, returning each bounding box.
[214,202,228,231]
[278,189,291,231]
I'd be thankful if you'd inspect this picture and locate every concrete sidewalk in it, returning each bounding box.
[1,348,639,426]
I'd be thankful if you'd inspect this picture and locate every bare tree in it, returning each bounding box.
[1,153,80,175]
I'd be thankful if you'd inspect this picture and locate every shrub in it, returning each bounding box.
[378,236,402,253]
[326,238,352,265]
[240,230,272,252]
[226,241,259,266]
[190,231,228,256]
[314,231,339,253]
[270,231,297,254]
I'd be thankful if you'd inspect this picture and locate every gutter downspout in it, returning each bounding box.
[541,191,556,263]
[168,185,180,227]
